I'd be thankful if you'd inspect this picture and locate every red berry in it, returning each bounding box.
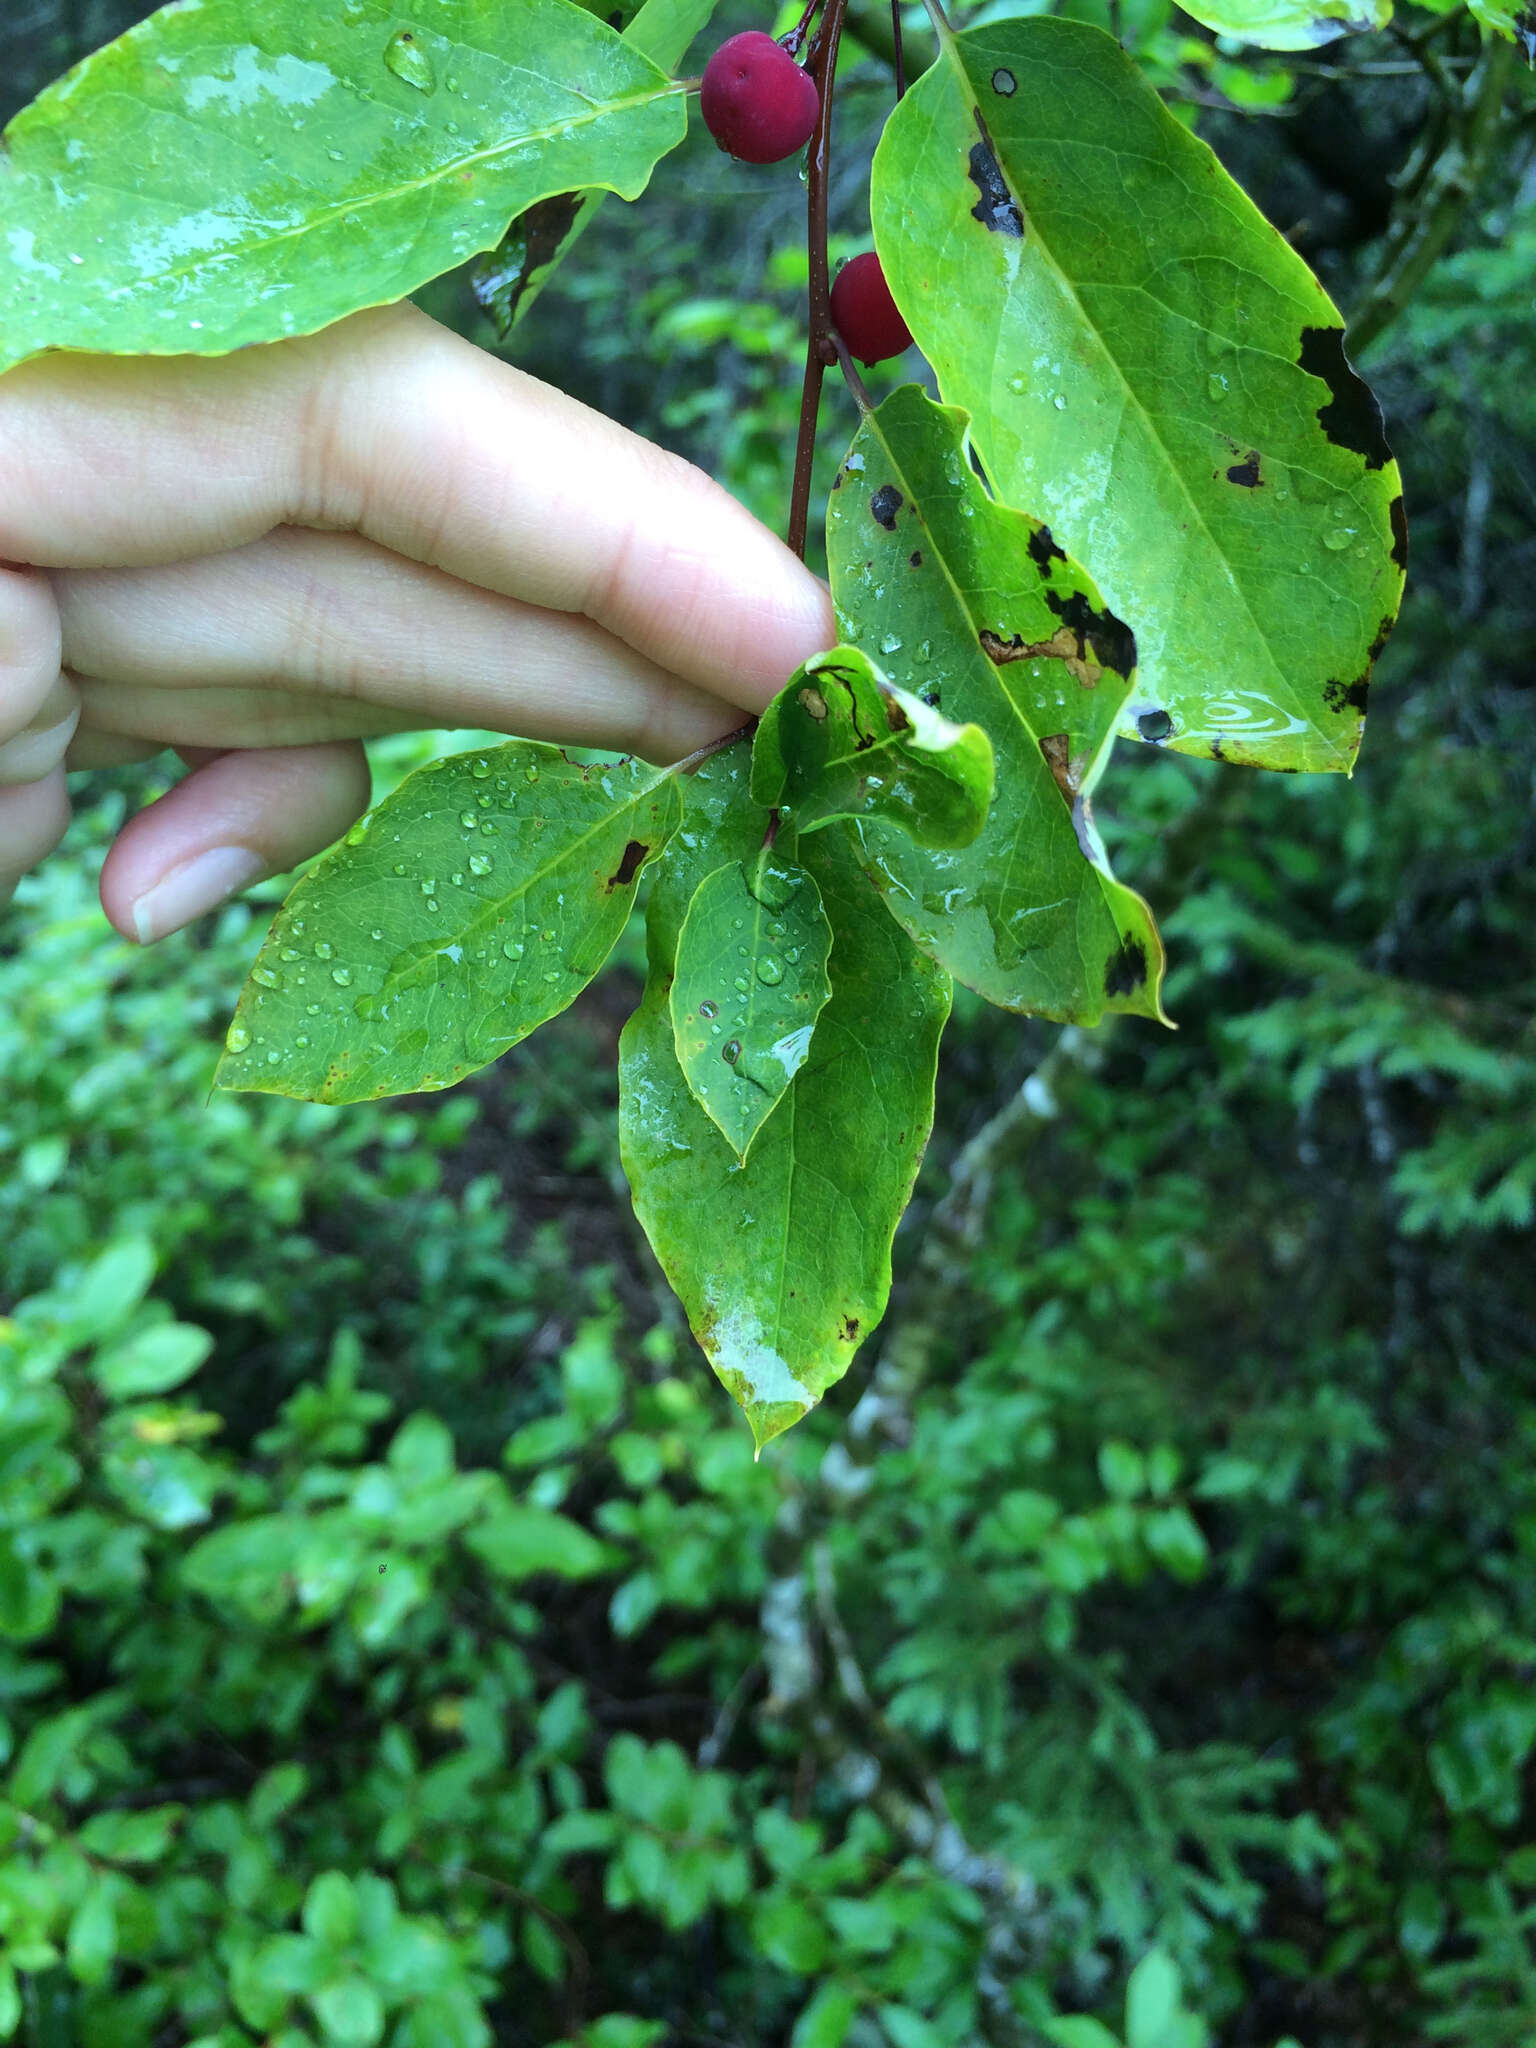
[830,252,912,366]
[700,32,820,165]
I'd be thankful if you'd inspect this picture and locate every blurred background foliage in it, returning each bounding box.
[2,0,1535,2043]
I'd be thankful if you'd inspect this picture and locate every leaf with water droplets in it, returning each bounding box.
[0,0,686,375]
[1173,0,1389,50]
[216,742,679,1104]
[752,643,995,849]
[870,15,1405,773]
[619,749,951,1449]
[828,387,1165,1025]
[668,854,833,1162]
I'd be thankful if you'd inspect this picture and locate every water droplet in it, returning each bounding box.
[502,938,525,961]
[543,970,561,984]
[1207,373,1229,401]
[425,898,439,912]
[768,921,785,938]
[393,863,408,876]
[224,1023,250,1054]
[470,757,491,779]
[480,821,496,836]
[784,947,801,966]
[722,1039,742,1064]
[524,765,540,784]
[699,1000,719,1019]
[251,964,281,989]
[295,1034,309,1048]
[757,956,784,986]
[733,975,750,995]
[460,811,478,829]
[540,929,555,944]
[451,872,464,888]
[370,929,384,942]
[1008,374,1026,395]
[314,940,334,960]
[306,1004,321,1017]
[328,147,346,163]
[468,852,493,876]
[1322,528,1353,551]
[420,879,436,897]
[266,1049,281,1065]
[880,633,902,655]
[279,947,301,963]
[1052,393,1066,411]
[383,28,436,91]
[331,966,352,987]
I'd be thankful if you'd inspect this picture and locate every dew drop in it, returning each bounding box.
[880,633,902,655]
[279,947,301,963]
[540,929,555,944]
[383,28,436,91]
[306,1004,321,1017]
[251,964,281,989]
[370,928,384,942]
[1008,374,1026,394]
[525,765,540,784]
[314,940,334,960]
[1207,372,1229,401]
[327,147,346,163]
[1052,393,1066,411]
[699,1000,719,1019]
[345,817,369,849]
[224,1023,250,1053]
[502,938,525,961]
[425,898,439,912]
[757,956,784,986]
[331,966,352,987]
[470,758,491,779]
[420,879,436,896]
[1322,528,1354,552]
[543,970,561,984]
[722,1039,742,1065]
[451,872,464,888]
[733,975,750,995]
[266,1049,281,1065]
[460,811,478,829]
[393,863,408,876]
[468,852,493,876]
[480,821,496,836]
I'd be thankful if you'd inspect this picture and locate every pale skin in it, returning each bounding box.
[0,301,837,941]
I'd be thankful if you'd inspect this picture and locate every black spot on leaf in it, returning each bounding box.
[1323,674,1370,714]
[1368,615,1395,663]
[1389,495,1409,571]
[607,840,649,890]
[909,549,923,567]
[991,67,1016,94]
[1137,709,1174,743]
[1044,588,1138,678]
[1104,937,1148,997]
[870,484,903,530]
[1297,326,1392,471]
[839,1316,861,1342]
[968,113,1024,237]
[1225,449,1262,488]
[1027,525,1066,576]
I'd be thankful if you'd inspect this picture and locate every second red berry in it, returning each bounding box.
[699,32,820,166]
[830,252,912,366]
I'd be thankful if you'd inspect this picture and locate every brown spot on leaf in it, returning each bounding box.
[1226,449,1262,488]
[1297,326,1392,471]
[909,549,923,568]
[798,685,829,721]
[1104,936,1149,997]
[968,111,1023,237]
[607,840,648,890]
[1039,733,1081,804]
[1389,495,1408,571]
[882,693,912,734]
[870,484,903,530]
[839,1316,861,1342]
[982,624,1098,688]
[1046,587,1138,678]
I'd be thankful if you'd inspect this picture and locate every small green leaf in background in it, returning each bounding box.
[1172,0,1390,49]
[304,1871,361,1950]
[312,1975,384,2047]
[0,1532,58,1641]
[791,1980,861,2048]
[217,743,679,1105]
[828,388,1163,1024]
[66,1879,118,1985]
[669,854,833,1162]
[78,1804,183,1862]
[1126,1948,1209,2048]
[872,17,1405,774]
[752,645,995,849]
[0,0,687,374]
[93,1319,214,1399]
[464,1503,614,1581]
[0,1961,19,2038]
[620,751,951,1447]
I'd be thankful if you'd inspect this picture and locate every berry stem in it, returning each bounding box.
[787,0,850,562]
[829,330,875,414]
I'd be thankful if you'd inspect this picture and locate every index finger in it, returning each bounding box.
[0,303,835,713]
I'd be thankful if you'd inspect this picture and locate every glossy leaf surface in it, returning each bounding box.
[0,0,684,373]
[752,645,995,850]
[872,17,1406,773]
[217,744,678,1105]
[669,855,833,1162]
[828,388,1164,1024]
[620,751,951,1448]
[1173,0,1390,47]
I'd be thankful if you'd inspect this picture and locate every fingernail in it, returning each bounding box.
[130,845,265,943]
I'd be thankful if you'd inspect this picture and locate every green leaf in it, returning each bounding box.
[668,855,833,1163]
[0,1960,19,2039]
[619,749,951,1446]
[93,1321,214,1399]
[66,1880,118,1986]
[1044,2022,1124,2048]
[827,389,1164,1022]
[753,645,995,850]
[791,1981,861,2048]
[1143,1505,1210,1583]
[77,1804,182,1862]
[311,1977,385,2047]
[0,1533,57,1641]
[304,1872,361,1950]
[1468,0,1536,51]
[66,1239,158,1342]
[1173,0,1390,47]
[0,0,686,376]
[216,743,680,1105]
[872,18,1405,774]
[464,1504,614,1580]
[1098,1441,1147,1500]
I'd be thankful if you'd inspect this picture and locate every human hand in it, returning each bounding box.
[0,302,835,941]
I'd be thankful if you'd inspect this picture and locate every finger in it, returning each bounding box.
[99,740,371,944]
[0,767,71,910]
[65,732,169,771]
[0,563,65,751]
[71,675,423,754]
[0,675,81,785]
[58,524,741,761]
[0,304,835,710]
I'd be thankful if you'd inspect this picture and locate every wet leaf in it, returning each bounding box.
[752,644,995,850]
[827,387,1164,1023]
[0,0,685,374]
[470,0,721,334]
[1173,0,1390,48]
[216,743,679,1105]
[871,16,1406,773]
[619,751,950,1448]
[669,854,833,1162]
